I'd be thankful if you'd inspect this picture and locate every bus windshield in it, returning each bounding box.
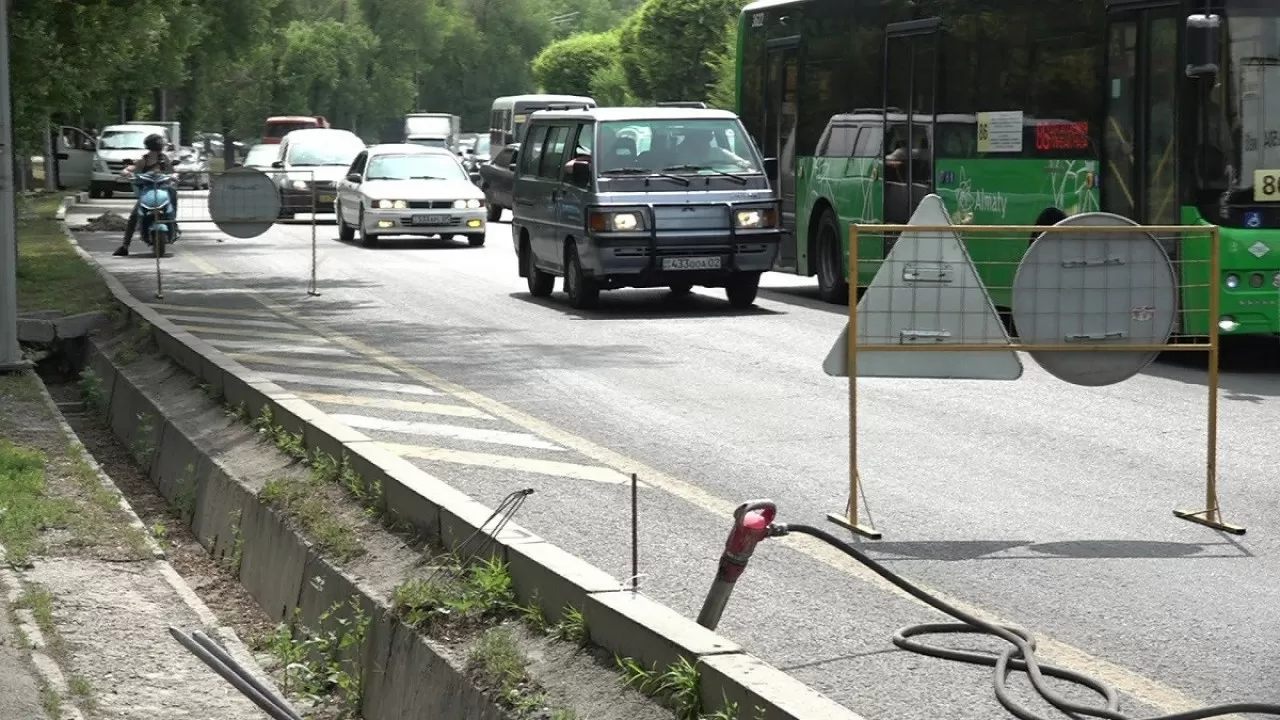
[598,119,761,174]
[406,116,453,136]
[1229,9,1280,191]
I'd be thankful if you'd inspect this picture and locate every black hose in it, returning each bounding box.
[775,523,1280,720]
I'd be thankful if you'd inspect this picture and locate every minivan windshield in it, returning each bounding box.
[597,119,761,174]
[366,154,468,182]
[99,131,152,150]
[286,135,365,166]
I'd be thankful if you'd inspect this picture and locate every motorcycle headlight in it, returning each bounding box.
[452,199,482,209]
[377,200,408,209]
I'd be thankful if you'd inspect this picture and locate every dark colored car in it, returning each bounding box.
[479,142,519,221]
[461,134,492,185]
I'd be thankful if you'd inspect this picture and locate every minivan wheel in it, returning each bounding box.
[725,272,761,309]
[564,244,600,310]
[816,208,850,304]
[486,203,503,221]
[525,241,555,297]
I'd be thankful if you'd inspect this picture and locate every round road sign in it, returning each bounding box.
[1012,212,1178,387]
[207,166,281,238]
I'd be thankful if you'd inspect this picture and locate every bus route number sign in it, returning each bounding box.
[1255,170,1280,203]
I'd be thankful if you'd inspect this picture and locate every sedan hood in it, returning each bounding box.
[362,178,482,200]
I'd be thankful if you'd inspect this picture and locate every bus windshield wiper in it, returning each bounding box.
[662,164,748,184]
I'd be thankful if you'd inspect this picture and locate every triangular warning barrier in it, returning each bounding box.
[823,195,1023,380]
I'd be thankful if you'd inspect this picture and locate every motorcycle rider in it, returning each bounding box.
[113,133,179,256]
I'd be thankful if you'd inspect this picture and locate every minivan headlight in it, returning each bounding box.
[589,211,642,232]
[291,179,309,190]
[735,208,777,228]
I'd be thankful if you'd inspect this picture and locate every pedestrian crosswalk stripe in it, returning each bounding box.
[295,391,491,419]
[256,372,440,396]
[377,442,637,484]
[226,353,401,376]
[165,314,300,330]
[331,414,563,451]
[178,325,324,342]
[205,338,352,357]
[149,303,279,319]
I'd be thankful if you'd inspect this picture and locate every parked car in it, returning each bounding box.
[270,128,366,219]
[335,143,486,248]
[174,146,210,189]
[511,107,781,310]
[478,142,518,221]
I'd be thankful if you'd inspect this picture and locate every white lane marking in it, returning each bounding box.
[331,414,564,451]
[148,303,279,319]
[378,442,637,484]
[256,372,440,396]
[205,338,351,356]
[227,353,400,376]
[295,392,492,419]
[164,313,299,330]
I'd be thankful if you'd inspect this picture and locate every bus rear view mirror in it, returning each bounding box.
[1185,13,1221,79]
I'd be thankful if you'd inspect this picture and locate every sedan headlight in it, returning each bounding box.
[734,208,777,229]
[377,199,408,209]
[588,211,642,232]
[452,198,482,209]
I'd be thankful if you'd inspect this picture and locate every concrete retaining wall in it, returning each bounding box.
[69,216,864,720]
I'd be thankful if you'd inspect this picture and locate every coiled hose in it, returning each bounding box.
[772,523,1280,720]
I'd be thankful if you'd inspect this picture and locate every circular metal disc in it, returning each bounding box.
[207,167,281,239]
[1012,212,1177,387]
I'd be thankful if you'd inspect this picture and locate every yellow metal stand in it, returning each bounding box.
[1174,226,1244,535]
[828,225,881,539]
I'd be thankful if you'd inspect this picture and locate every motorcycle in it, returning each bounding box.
[131,171,180,256]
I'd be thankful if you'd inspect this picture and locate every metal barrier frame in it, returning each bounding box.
[831,223,1239,539]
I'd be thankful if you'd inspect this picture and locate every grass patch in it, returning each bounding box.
[0,440,71,565]
[260,476,364,563]
[0,372,42,403]
[68,673,95,710]
[16,192,110,315]
[468,625,546,714]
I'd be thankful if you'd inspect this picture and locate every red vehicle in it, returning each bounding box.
[262,116,331,144]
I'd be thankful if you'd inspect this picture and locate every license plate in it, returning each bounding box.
[413,214,447,225]
[662,256,721,271]
[318,195,334,203]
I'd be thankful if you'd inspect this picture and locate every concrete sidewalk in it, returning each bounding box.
[0,596,46,718]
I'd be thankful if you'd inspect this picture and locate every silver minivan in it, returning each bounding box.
[510,107,782,310]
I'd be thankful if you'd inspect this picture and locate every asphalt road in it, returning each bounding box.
[67,191,1280,720]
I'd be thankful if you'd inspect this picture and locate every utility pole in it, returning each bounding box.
[0,0,26,372]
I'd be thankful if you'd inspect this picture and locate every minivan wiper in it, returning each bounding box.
[661,164,748,185]
[600,167,650,174]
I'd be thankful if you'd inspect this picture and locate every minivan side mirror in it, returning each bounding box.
[1185,14,1221,78]
[762,157,778,178]
[271,160,284,169]
[569,160,591,187]
[346,173,362,183]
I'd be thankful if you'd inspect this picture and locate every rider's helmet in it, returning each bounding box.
[144,134,165,152]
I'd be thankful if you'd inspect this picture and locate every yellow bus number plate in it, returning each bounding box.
[1254,169,1280,202]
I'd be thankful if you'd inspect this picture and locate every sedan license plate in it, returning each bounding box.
[413,214,447,225]
[662,256,721,271]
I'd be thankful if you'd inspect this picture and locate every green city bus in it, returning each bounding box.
[736,0,1280,338]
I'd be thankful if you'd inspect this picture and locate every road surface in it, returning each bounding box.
[66,191,1280,720]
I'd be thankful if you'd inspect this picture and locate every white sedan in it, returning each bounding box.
[335,144,487,248]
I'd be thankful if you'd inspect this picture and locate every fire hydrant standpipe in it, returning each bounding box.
[697,505,1280,720]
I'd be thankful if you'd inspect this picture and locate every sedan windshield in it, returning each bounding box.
[99,131,150,150]
[287,139,364,166]
[366,154,468,182]
[597,119,761,174]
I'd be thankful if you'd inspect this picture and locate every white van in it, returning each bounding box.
[90,124,173,198]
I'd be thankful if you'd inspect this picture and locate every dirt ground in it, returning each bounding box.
[0,370,272,719]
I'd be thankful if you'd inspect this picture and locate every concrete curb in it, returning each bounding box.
[61,222,864,719]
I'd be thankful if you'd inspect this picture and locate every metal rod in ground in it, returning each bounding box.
[631,473,639,591]
[153,224,164,299]
[190,630,300,720]
[169,628,300,720]
[308,185,319,296]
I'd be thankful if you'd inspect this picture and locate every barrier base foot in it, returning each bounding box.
[1173,509,1245,535]
[826,512,882,540]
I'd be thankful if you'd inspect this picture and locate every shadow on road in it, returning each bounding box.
[509,288,785,320]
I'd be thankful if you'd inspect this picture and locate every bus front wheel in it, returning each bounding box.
[816,209,849,304]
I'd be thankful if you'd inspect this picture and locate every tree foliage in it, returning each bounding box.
[532,31,619,97]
